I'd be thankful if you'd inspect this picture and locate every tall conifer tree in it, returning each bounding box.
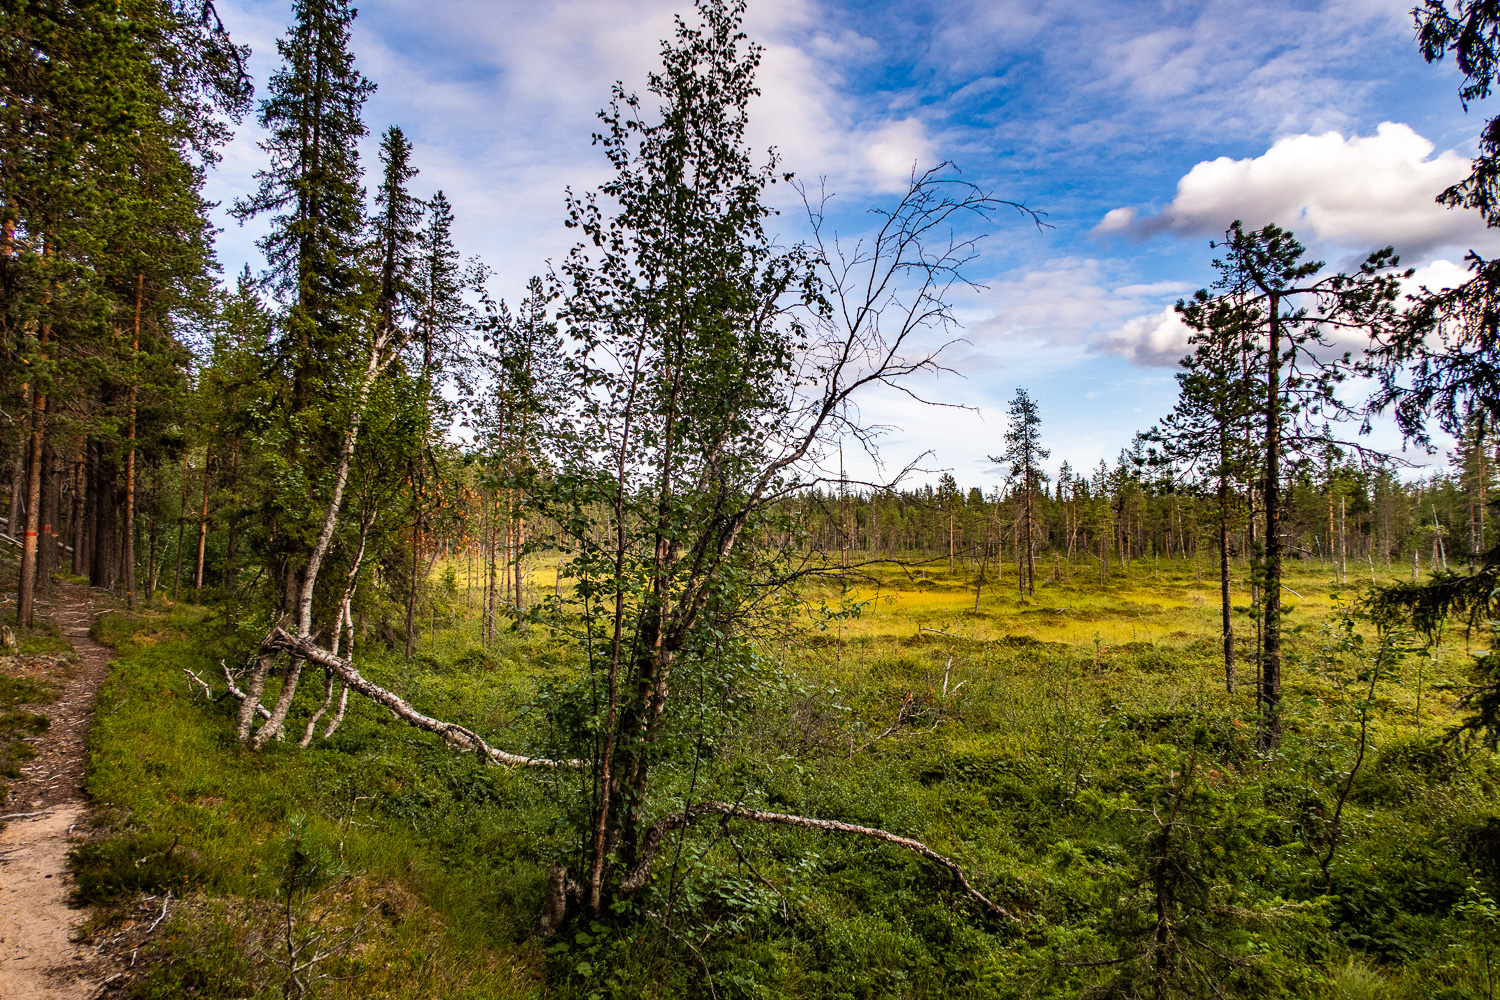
[994,388,1049,596]
[233,0,373,416]
[1149,293,1263,691]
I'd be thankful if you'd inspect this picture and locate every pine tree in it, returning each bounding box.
[993,388,1049,596]
[1203,222,1405,748]
[1149,292,1262,691]
[2,2,248,624]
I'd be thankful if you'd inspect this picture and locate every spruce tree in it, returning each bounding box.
[372,126,422,339]
[368,125,425,655]
[232,0,374,416]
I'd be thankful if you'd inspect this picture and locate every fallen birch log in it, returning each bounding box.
[184,664,272,719]
[259,627,579,768]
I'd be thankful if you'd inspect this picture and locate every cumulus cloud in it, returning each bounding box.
[954,258,1196,372]
[1096,123,1489,258]
[1095,307,1195,367]
[1406,257,1472,295]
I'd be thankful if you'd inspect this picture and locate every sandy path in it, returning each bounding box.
[0,584,118,999]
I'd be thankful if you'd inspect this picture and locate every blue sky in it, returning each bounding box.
[206,0,1490,488]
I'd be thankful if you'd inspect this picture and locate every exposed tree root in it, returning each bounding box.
[259,627,579,768]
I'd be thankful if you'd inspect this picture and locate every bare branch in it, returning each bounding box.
[260,628,581,769]
[622,799,1017,920]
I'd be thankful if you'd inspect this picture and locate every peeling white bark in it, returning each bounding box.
[261,627,580,769]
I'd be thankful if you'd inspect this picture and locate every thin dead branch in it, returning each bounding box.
[623,800,1016,920]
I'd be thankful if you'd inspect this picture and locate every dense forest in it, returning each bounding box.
[7,1,1500,998]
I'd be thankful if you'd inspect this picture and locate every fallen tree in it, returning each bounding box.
[258,627,577,768]
[619,801,1017,920]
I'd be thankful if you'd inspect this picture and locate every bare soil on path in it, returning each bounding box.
[1,584,119,999]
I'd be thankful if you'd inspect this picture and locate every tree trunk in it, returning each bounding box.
[36,444,60,595]
[69,454,85,576]
[514,501,525,617]
[16,324,49,627]
[1218,468,1234,693]
[1024,481,1036,597]
[1259,293,1283,750]
[172,449,188,602]
[6,444,23,543]
[124,273,142,609]
[88,439,120,591]
[405,521,418,658]
[194,443,212,592]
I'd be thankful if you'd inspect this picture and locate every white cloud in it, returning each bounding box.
[1095,307,1195,367]
[966,259,1187,343]
[861,118,937,192]
[1097,123,1491,258]
[1406,257,1471,295]
[211,0,946,298]
[949,259,1199,372]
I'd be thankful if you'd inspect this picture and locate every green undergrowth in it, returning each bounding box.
[0,671,56,812]
[75,560,1500,998]
[78,604,551,999]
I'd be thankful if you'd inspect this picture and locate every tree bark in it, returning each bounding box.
[16,319,49,627]
[124,272,142,609]
[261,627,577,767]
[1259,293,1283,749]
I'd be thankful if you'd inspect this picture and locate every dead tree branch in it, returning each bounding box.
[183,664,271,719]
[260,627,580,769]
[622,800,1016,920]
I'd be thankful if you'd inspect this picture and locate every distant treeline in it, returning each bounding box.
[782,438,1491,584]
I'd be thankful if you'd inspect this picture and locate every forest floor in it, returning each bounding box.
[0,583,120,1000]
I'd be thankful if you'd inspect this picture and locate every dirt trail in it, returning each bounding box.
[0,584,118,999]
